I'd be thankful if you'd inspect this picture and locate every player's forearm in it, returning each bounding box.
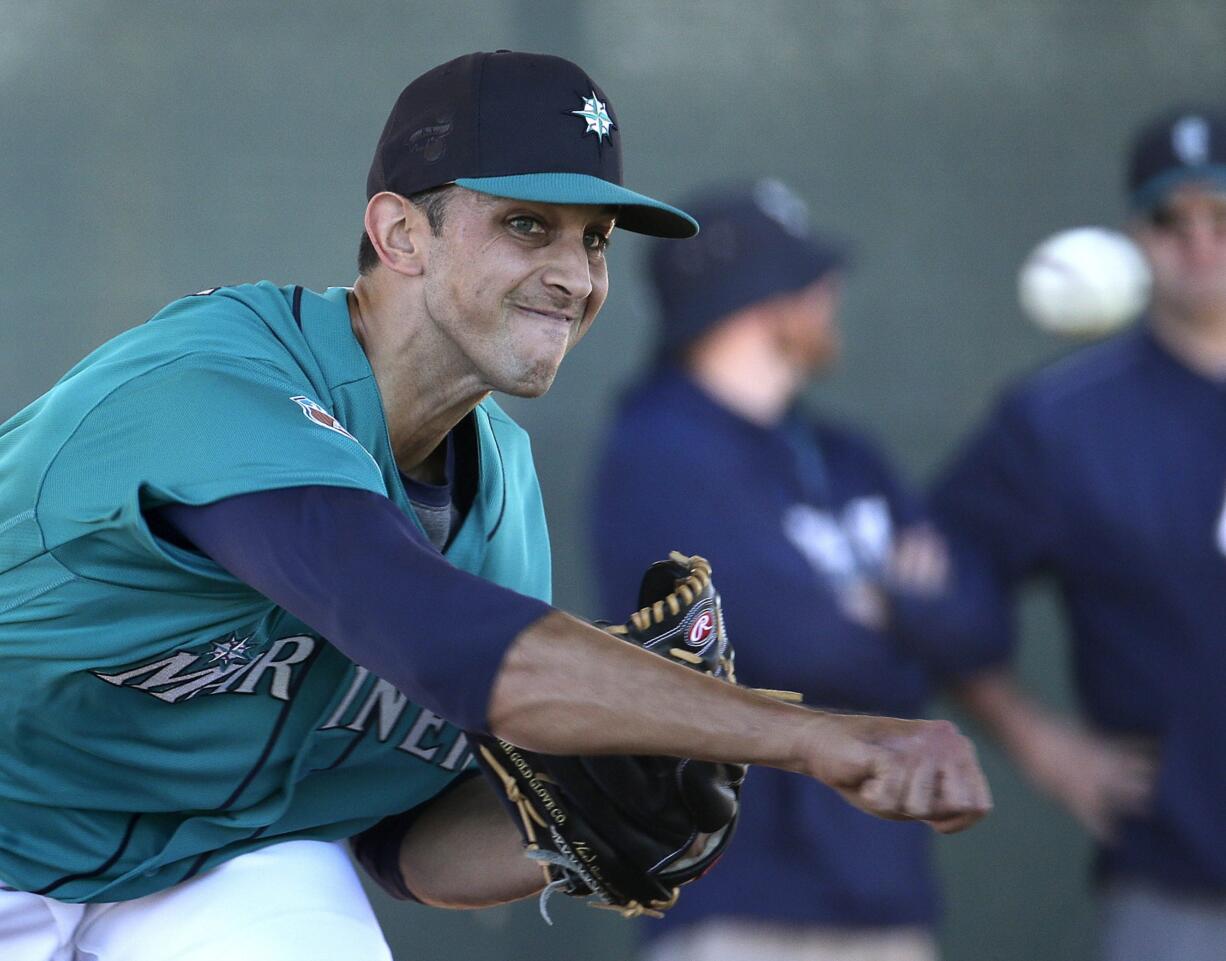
[396,774,545,909]
[488,610,862,782]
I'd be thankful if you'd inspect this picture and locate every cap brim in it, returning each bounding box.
[1131,165,1226,210]
[454,173,698,238]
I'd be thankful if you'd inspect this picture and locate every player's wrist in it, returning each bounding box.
[787,709,876,786]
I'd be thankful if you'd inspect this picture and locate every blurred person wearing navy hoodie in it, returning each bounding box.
[935,108,1226,961]
[591,180,992,961]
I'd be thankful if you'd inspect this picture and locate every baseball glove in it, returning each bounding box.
[468,553,743,921]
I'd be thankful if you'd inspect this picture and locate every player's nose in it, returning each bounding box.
[1181,213,1226,265]
[541,235,595,301]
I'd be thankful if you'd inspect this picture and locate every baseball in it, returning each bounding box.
[1017,227,1152,336]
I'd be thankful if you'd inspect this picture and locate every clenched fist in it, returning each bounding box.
[802,713,993,833]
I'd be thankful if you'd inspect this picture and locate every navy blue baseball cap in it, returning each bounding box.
[1128,107,1226,210]
[648,180,847,353]
[366,51,697,238]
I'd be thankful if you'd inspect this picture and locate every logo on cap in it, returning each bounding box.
[572,91,615,143]
[409,117,453,165]
[753,178,811,238]
[1172,115,1211,167]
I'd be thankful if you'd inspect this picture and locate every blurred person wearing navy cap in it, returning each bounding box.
[591,180,995,961]
[935,107,1226,961]
[0,52,996,961]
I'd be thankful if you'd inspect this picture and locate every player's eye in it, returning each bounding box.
[1148,203,1226,237]
[507,215,545,237]
[1147,205,1179,231]
[584,229,612,253]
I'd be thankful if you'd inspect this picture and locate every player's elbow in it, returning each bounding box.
[406,881,537,911]
[398,855,545,911]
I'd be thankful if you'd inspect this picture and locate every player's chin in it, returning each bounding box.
[498,358,563,398]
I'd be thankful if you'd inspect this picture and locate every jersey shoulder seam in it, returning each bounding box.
[32,351,312,541]
[0,565,77,617]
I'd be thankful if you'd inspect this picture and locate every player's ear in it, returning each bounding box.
[364,192,428,277]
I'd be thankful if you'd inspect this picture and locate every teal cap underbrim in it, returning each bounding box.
[454,173,699,238]
[1131,165,1226,210]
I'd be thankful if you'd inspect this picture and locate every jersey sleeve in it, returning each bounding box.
[928,389,1067,666]
[38,352,387,556]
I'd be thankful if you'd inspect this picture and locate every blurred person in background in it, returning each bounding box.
[934,107,1226,961]
[591,180,994,961]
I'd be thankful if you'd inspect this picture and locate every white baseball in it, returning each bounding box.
[1017,227,1152,336]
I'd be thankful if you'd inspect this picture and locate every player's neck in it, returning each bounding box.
[348,281,490,474]
[1148,305,1226,381]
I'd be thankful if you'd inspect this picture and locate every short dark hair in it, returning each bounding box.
[357,185,454,275]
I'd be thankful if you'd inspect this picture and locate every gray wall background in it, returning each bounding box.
[3,3,1223,959]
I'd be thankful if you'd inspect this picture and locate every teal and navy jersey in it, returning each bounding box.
[934,325,1226,893]
[0,283,553,901]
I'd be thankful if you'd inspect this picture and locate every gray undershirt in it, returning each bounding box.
[408,497,457,552]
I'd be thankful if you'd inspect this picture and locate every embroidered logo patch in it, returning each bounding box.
[291,395,359,442]
[572,91,615,143]
[687,610,716,648]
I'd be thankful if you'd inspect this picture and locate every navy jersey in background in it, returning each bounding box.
[591,367,995,932]
[933,325,1226,894]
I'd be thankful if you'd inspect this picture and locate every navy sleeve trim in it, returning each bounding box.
[151,486,552,731]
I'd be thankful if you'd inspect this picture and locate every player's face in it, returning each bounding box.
[420,189,613,397]
[770,275,842,374]
[1134,185,1226,321]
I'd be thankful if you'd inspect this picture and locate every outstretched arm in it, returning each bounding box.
[491,609,991,834]
[155,487,992,835]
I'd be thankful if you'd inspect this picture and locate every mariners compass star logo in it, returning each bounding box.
[572,91,615,142]
[208,634,252,667]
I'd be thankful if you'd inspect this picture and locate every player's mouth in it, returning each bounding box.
[509,302,581,325]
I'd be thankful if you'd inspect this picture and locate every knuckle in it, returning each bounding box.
[928,719,959,739]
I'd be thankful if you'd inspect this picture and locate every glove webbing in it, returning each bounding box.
[604,553,801,702]
[604,562,800,702]
[618,552,712,632]
[605,553,739,678]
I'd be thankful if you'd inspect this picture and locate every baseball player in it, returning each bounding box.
[0,51,990,961]
[592,181,996,961]
[934,107,1226,961]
